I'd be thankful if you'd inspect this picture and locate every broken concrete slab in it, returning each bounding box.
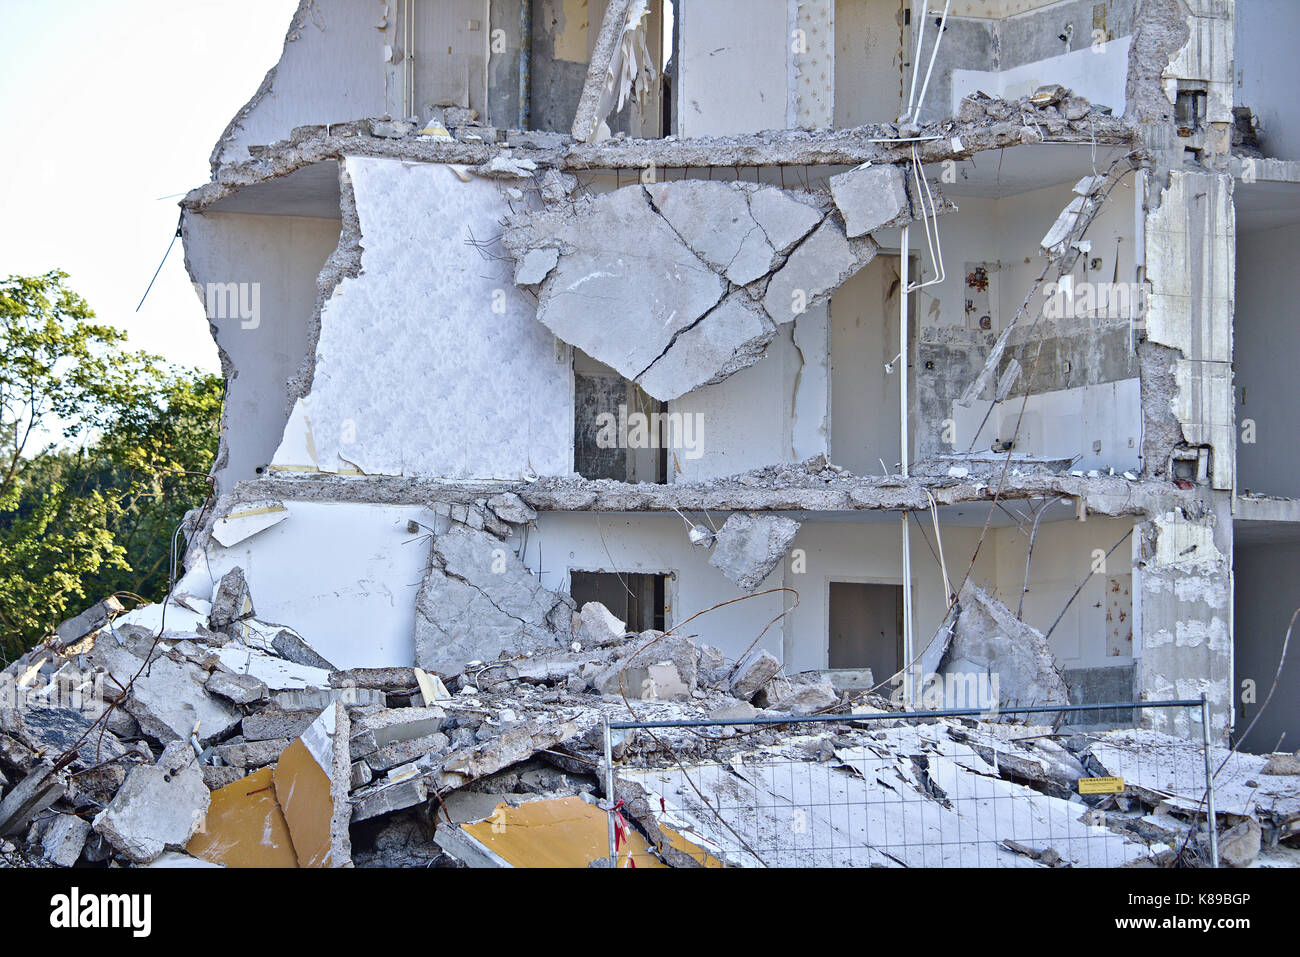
[205,670,269,705]
[242,709,319,742]
[215,737,290,769]
[486,491,537,525]
[936,582,1070,710]
[829,165,912,238]
[764,676,840,715]
[646,180,822,285]
[0,762,67,837]
[351,773,429,823]
[84,638,242,745]
[729,649,782,702]
[93,742,209,864]
[763,220,879,324]
[41,813,92,867]
[506,186,724,383]
[709,512,801,590]
[270,626,337,671]
[590,633,699,701]
[349,706,448,759]
[413,524,574,676]
[637,297,778,401]
[51,597,124,650]
[572,601,627,648]
[213,642,332,692]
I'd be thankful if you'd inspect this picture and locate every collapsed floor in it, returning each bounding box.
[1,581,1295,869]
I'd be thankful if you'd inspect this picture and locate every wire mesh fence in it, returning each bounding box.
[602,699,1218,868]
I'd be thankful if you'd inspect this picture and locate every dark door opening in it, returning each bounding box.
[828,581,903,683]
[570,571,667,632]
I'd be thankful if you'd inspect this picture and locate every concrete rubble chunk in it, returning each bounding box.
[349,706,448,759]
[514,247,559,286]
[270,627,337,671]
[93,742,209,864]
[763,219,879,324]
[590,633,699,701]
[764,676,839,715]
[41,814,92,866]
[215,737,290,769]
[1262,752,1300,776]
[351,775,429,823]
[829,164,912,238]
[709,512,802,590]
[0,762,67,837]
[435,720,579,788]
[243,709,319,741]
[936,581,1070,710]
[486,492,537,525]
[572,601,627,647]
[637,297,778,401]
[210,567,255,629]
[1218,817,1261,868]
[413,524,574,676]
[85,637,242,745]
[729,649,782,702]
[205,670,269,705]
[52,597,124,650]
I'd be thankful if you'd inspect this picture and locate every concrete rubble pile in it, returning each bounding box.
[3,575,1295,868]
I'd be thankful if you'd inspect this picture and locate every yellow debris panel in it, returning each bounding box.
[186,767,298,868]
[461,796,671,868]
[1078,776,1126,795]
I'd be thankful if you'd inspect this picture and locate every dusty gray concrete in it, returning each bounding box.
[763,220,879,324]
[93,742,209,864]
[829,164,911,237]
[729,649,782,701]
[413,524,574,676]
[708,513,802,590]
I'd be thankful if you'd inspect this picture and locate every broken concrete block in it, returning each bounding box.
[436,720,578,787]
[729,649,782,702]
[215,737,290,769]
[709,513,801,590]
[763,220,879,324]
[413,524,574,676]
[84,638,241,745]
[514,246,560,286]
[1262,752,1300,775]
[1218,818,1261,868]
[486,491,537,525]
[214,641,331,692]
[242,709,319,742]
[590,632,699,701]
[51,597,124,650]
[0,762,67,837]
[572,601,627,647]
[205,670,269,705]
[829,165,912,238]
[210,567,255,629]
[349,706,448,759]
[93,742,209,864]
[709,699,759,721]
[41,814,92,867]
[646,181,822,285]
[764,676,839,715]
[637,297,778,401]
[937,581,1070,710]
[351,775,429,822]
[413,668,452,706]
[365,732,449,773]
[270,627,337,671]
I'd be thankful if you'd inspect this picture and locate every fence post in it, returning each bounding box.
[604,716,617,867]
[1199,693,1219,868]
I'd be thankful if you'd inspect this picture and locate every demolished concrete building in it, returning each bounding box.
[3,0,1298,868]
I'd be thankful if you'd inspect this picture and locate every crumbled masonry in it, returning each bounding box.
[6,0,1291,868]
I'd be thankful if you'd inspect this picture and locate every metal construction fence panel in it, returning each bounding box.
[602,699,1218,868]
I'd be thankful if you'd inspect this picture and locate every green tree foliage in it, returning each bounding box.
[0,271,221,662]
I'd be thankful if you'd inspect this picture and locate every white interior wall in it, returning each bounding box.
[272,158,573,480]
[951,37,1132,117]
[675,0,789,137]
[989,514,1135,669]
[179,500,435,670]
[834,0,905,128]
[184,211,341,495]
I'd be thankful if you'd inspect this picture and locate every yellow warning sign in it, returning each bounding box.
[1078,776,1125,795]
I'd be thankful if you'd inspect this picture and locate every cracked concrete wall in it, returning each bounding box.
[182,210,342,496]
[273,157,572,479]
[1136,501,1233,740]
[211,0,389,170]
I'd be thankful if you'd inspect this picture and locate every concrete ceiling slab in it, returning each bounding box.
[207,161,342,219]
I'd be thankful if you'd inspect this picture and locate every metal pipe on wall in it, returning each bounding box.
[900,225,914,707]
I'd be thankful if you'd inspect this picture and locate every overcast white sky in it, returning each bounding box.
[0,0,300,372]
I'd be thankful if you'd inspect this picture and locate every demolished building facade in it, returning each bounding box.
[6,0,1299,868]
